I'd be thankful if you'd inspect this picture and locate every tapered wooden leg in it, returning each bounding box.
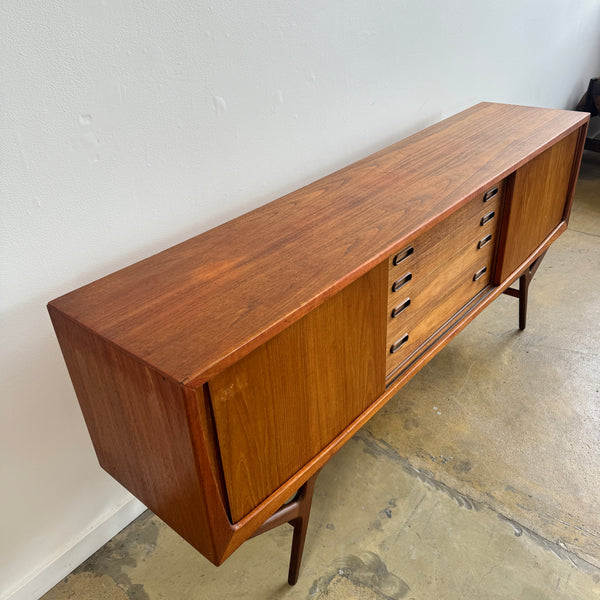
[250,470,320,585]
[502,251,547,330]
[518,272,529,330]
[286,473,319,584]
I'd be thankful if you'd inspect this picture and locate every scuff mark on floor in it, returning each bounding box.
[497,514,600,578]
[309,551,410,599]
[355,429,481,511]
[354,428,600,578]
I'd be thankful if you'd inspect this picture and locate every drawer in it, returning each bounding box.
[387,220,499,318]
[386,238,495,377]
[388,181,504,292]
[387,234,496,341]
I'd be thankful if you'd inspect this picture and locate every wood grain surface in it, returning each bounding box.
[47,307,224,563]
[208,265,386,521]
[495,129,580,282]
[387,181,503,294]
[47,103,589,567]
[386,233,497,376]
[48,103,588,388]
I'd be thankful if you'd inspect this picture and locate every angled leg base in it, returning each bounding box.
[502,251,547,330]
[250,470,320,585]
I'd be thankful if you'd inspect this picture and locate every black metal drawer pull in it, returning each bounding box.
[473,266,487,281]
[393,246,414,266]
[391,298,411,318]
[477,234,492,249]
[390,334,409,354]
[483,187,498,202]
[392,272,412,292]
[480,211,495,226]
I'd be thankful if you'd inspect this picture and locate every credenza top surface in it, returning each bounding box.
[48,103,587,387]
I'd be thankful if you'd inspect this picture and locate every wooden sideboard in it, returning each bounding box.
[48,103,588,580]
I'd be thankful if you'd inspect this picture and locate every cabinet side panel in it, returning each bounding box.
[209,264,387,522]
[48,307,221,563]
[496,130,579,282]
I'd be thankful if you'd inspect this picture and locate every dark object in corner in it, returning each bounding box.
[576,77,600,152]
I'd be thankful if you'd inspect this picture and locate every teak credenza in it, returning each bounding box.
[48,103,589,583]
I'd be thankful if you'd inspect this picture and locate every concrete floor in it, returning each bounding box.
[43,151,600,600]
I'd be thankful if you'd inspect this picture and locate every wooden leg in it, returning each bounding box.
[286,476,317,585]
[250,470,319,585]
[518,272,529,330]
[502,251,547,330]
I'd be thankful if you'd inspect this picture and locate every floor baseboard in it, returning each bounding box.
[2,497,146,600]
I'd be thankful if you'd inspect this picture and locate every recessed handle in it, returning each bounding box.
[392,272,412,292]
[473,266,487,281]
[477,234,492,249]
[483,187,498,202]
[393,246,414,266]
[390,334,409,354]
[480,211,495,226]
[391,298,411,318]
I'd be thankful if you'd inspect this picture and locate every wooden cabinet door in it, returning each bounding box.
[208,264,387,522]
[495,130,580,283]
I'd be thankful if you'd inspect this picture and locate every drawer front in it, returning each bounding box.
[387,216,500,318]
[387,235,495,344]
[385,182,504,378]
[388,182,503,292]
[386,240,495,375]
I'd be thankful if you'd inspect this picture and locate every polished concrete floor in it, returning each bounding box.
[43,151,600,600]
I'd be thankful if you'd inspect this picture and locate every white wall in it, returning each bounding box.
[2,1,599,598]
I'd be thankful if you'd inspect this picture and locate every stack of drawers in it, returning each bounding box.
[386,182,505,380]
